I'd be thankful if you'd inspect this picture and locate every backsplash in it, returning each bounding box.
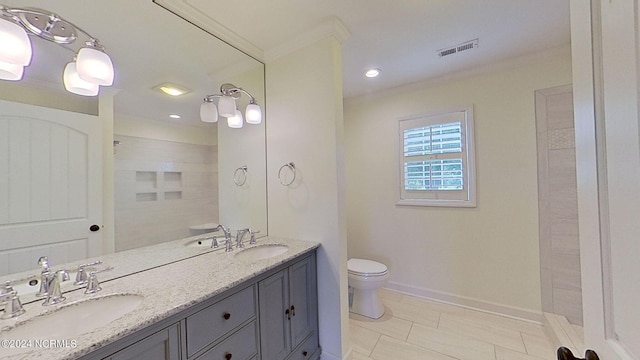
[114,135,218,251]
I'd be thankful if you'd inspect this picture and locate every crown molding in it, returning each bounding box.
[263,17,351,63]
[153,0,264,62]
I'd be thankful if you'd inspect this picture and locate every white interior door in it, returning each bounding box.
[0,99,103,276]
[572,1,640,359]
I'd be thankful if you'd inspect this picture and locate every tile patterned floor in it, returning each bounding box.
[348,289,559,360]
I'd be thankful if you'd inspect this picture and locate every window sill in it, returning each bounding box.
[396,198,476,208]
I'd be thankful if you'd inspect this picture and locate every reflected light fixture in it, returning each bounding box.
[169,114,181,119]
[227,108,243,128]
[200,83,262,128]
[63,61,99,96]
[0,5,114,95]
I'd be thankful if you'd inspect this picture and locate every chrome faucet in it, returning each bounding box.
[42,269,70,306]
[215,224,232,244]
[36,256,50,297]
[84,266,113,294]
[214,224,233,252]
[0,281,14,303]
[248,228,260,245]
[1,291,25,319]
[236,229,249,249]
[209,236,219,249]
[74,260,103,285]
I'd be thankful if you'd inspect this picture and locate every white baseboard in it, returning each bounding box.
[386,280,543,324]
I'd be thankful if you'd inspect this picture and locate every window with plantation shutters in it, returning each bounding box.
[398,107,476,207]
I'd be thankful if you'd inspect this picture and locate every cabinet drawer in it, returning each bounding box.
[287,333,319,360]
[187,285,256,357]
[195,321,257,360]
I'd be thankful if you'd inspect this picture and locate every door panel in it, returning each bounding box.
[571,0,640,358]
[258,269,291,360]
[289,256,316,349]
[0,100,102,275]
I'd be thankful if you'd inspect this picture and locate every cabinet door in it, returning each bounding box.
[288,256,316,349]
[258,269,291,360]
[104,323,180,360]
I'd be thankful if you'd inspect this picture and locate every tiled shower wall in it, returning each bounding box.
[536,86,583,325]
[114,135,218,251]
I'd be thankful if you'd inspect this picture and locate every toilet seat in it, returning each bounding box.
[348,258,388,277]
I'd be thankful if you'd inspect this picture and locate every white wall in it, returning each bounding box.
[345,47,573,319]
[266,36,348,360]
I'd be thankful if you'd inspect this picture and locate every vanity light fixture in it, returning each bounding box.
[0,5,114,96]
[200,83,262,127]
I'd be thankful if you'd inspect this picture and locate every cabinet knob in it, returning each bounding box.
[303,350,308,357]
[223,312,231,320]
[225,353,232,360]
[285,308,290,320]
[291,305,296,316]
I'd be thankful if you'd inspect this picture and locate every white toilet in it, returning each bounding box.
[348,258,389,319]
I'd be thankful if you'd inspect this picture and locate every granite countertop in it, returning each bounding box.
[0,236,319,360]
[0,231,240,305]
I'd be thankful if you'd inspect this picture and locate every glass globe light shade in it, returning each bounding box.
[245,103,262,124]
[0,18,32,66]
[200,101,218,123]
[76,47,114,86]
[218,95,236,118]
[63,62,99,96]
[0,61,24,81]
[227,109,244,128]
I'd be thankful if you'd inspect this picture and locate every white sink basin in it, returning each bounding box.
[234,245,289,262]
[0,294,143,356]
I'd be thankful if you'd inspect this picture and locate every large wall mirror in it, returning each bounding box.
[0,0,267,284]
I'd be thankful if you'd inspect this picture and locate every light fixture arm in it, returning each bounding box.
[219,83,258,104]
[0,5,105,48]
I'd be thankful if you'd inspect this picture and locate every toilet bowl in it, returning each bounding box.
[348,258,389,319]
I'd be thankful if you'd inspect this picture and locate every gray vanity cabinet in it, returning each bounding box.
[258,255,318,360]
[81,250,318,360]
[102,323,181,360]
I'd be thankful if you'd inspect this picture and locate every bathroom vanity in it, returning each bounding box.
[0,237,320,360]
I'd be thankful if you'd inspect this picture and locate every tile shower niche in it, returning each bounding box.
[135,171,183,201]
[163,172,182,200]
[114,135,219,251]
[136,171,158,201]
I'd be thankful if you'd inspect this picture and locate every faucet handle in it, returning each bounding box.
[0,281,14,298]
[225,237,233,252]
[248,229,260,244]
[85,266,114,294]
[210,236,219,249]
[1,291,26,319]
[74,260,103,285]
[38,256,49,271]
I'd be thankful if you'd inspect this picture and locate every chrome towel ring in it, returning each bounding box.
[278,162,296,186]
[234,165,248,186]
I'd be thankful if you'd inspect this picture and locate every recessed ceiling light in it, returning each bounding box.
[365,68,381,78]
[169,114,181,119]
[154,83,191,97]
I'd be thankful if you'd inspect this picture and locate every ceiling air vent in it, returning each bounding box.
[437,39,479,58]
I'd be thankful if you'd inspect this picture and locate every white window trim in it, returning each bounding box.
[396,106,476,208]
